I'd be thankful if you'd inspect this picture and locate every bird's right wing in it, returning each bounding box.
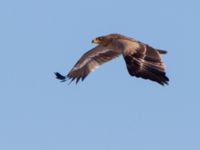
[56,45,121,83]
[123,41,169,85]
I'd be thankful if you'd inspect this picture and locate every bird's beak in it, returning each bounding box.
[92,38,100,44]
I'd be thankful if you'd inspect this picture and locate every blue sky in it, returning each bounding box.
[0,0,200,150]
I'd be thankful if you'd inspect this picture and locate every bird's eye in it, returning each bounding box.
[98,37,103,40]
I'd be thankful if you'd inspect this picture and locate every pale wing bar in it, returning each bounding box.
[55,45,121,83]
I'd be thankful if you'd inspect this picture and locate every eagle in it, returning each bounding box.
[55,34,169,85]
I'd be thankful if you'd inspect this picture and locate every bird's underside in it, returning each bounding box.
[55,33,169,85]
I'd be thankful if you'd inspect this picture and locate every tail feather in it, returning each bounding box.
[157,49,167,54]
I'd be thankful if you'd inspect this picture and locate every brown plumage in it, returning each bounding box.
[55,34,169,85]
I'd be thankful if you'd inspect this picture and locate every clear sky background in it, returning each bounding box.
[0,0,200,150]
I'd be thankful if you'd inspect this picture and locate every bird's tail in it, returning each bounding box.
[157,49,167,54]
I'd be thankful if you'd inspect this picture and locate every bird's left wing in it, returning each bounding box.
[55,45,121,83]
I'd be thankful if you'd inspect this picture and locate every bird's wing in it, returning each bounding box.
[67,45,121,83]
[123,41,169,85]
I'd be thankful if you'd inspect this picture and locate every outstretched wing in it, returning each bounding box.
[123,43,169,85]
[62,45,121,83]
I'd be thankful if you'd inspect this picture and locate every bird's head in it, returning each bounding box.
[92,36,105,44]
[92,34,124,45]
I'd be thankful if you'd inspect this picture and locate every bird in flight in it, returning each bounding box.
[55,34,169,85]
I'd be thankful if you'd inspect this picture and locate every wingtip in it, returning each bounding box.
[159,75,169,86]
[54,72,66,82]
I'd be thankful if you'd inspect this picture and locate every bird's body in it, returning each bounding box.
[55,34,169,85]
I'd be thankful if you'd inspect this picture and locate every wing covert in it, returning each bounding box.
[67,45,121,83]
